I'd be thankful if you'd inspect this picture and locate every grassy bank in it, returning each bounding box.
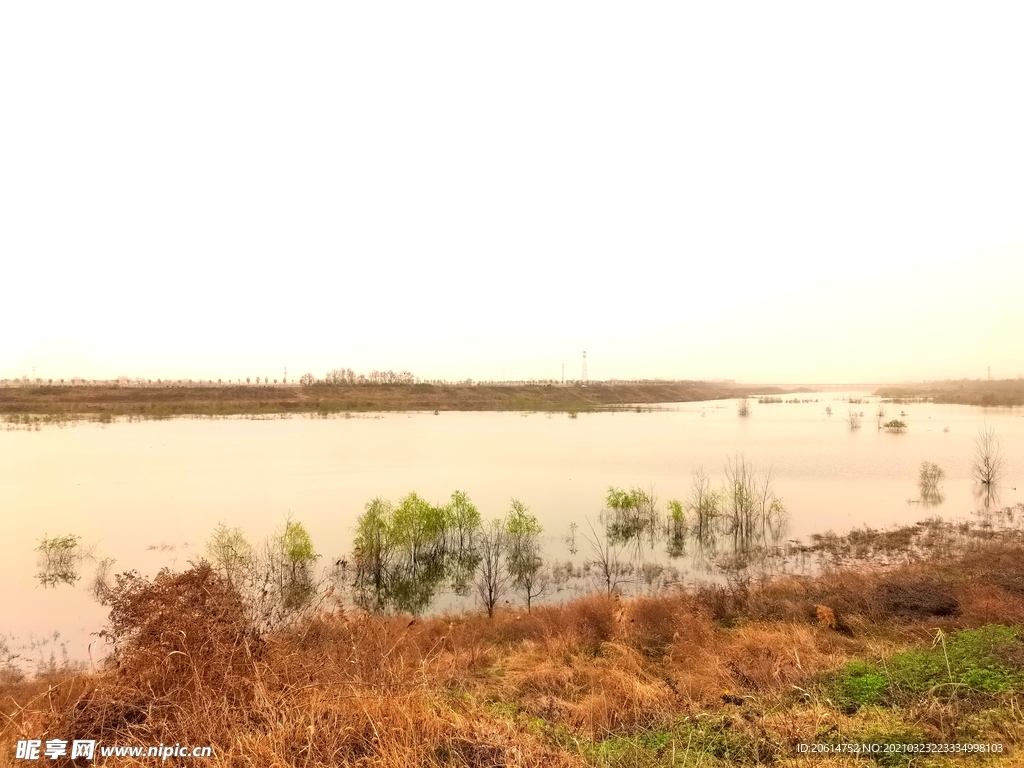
[4,521,1024,766]
[875,379,1024,407]
[0,382,788,422]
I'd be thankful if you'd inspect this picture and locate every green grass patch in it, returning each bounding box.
[846,718,929,768]
[836,624,1024,709]
[838,661,889,707]
[585,730,675,767]
[578,716,776,767]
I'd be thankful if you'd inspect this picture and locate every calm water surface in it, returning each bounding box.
[2,394,1022,660]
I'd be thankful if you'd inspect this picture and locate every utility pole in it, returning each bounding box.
[582,351,588,387]
[561,363,564,385]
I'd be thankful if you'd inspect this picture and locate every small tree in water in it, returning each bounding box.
[665,499,687,558]
[918,461,946,507]
[475,518,509,618]
[919,461,945,490]
[505,499,546,613]
[207,523,254,588]
[583,519,631,595]
[722,454,786,553]
[602,486,660,557]
[351,491,482,614]
[202,517,322,632]
[267,519,318,610]
[445,490,482,593]
[972,425,1005,486]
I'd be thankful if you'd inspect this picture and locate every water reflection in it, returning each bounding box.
[917,461,946,508]
[351,492,484,615]
[583,460,790,586]
[6,399,1023,648]
[973,483,1002,513]
[35,535,90,588]
[599,486,661,560]
[918,486,945,508]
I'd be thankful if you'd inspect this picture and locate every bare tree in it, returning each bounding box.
[876,405,886,430]
[847,410,862,429]
[737,398,750,417]
[721,455,786,553]
[474,518,509,618]
[686,466,720,540]
[972,425,1005,486]
[583,519,631,595]
[515,562,550,613]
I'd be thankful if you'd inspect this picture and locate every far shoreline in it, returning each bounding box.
[0,381,799,421]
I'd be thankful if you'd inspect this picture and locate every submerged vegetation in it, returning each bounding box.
[349,457,789,619]
[351,492,483,614]
[35,534,91,588]
[918,461,946,507]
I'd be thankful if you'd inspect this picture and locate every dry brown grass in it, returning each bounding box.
[4,541,1024,766]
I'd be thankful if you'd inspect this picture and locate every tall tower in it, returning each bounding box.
[582,351,588,386]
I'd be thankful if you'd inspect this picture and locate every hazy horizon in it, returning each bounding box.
[3,4,1022,385]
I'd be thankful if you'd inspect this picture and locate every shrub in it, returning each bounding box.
[918,461,945,489]
[873,578,959,619]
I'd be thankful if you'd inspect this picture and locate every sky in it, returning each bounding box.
[2,3,1022,385]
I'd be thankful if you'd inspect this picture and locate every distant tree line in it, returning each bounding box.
[300,369,417,386]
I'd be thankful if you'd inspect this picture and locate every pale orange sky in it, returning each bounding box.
[2,3,1022,384]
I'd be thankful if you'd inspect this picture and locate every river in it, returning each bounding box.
[2,393,1022,665]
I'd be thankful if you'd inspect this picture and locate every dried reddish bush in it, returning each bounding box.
[872,576,960,619]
